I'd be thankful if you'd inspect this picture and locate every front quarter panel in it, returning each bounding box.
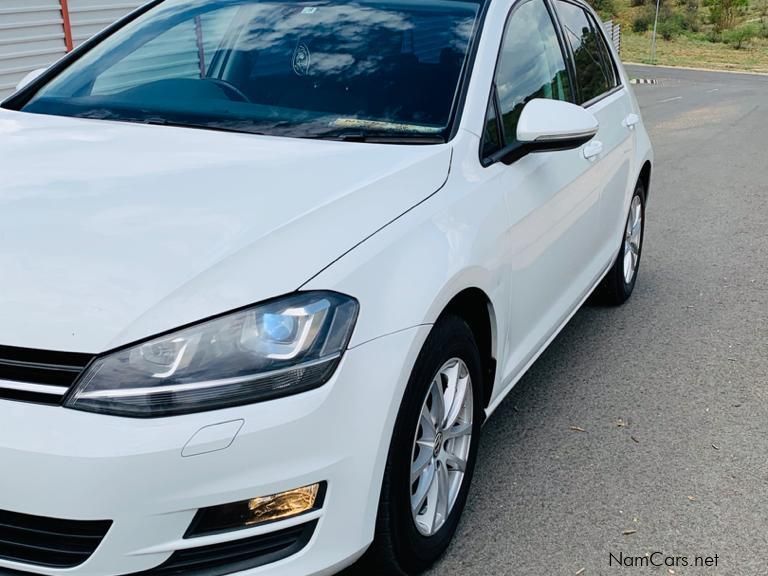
[302,131,509,367]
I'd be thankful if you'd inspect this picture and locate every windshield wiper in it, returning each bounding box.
[141,118,264,135]
[305,129,445,144]
[62,110,263,135]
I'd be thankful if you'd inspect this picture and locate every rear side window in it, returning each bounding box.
[482,0,572,158]
[555,1,616,104]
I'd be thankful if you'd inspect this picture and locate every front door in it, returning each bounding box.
[554,0,635,265]
[478,0,607,394]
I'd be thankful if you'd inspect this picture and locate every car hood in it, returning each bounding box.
[0,110,451,352]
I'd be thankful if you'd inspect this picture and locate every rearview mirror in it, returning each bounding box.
[15,68,47,93]
[517,99,599,152]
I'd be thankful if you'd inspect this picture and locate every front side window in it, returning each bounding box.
[12,0,482,141]
[555,1,616,104]
[481,95,501,158]
[483,0,571,158]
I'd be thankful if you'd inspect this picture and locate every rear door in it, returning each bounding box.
[553,0,635,262]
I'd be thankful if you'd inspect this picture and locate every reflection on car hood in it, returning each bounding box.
[0,110,451,352]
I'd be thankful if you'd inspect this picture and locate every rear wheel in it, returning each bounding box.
[360,315,483,575]
[597,180,646,305]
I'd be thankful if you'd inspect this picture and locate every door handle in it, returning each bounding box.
[623,113,640,130]
[583,140,603,161]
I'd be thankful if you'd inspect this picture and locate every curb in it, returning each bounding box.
[623,61,768,77]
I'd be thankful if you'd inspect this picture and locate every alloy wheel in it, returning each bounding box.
[410,358,474,537]
[623,194,643,284]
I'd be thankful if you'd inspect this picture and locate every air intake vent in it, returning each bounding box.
[0,509,111,568]
[0,345,93,405]
[138,520,317,576]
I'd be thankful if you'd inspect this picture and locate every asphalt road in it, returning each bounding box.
[355,66,768,576]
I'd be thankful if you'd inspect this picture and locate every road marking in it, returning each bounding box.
[707,88,720,93]
[658,96,683,103]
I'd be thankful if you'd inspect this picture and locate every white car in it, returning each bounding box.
[0,0,652,574]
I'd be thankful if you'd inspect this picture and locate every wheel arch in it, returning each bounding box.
[439,288,497,412]
[639,160,652,201]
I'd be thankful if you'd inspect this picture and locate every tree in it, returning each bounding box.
[684,0,701,30]
[706,0,749,31]
[723,22,759,46]
[586,0,618,18]
[757,0,768,19]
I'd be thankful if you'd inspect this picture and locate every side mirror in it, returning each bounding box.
[516,99,599,152]
[15,68,47,93]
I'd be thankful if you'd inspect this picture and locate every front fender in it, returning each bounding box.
[301,133,510,358]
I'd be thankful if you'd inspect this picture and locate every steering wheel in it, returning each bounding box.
[205,78,250,103]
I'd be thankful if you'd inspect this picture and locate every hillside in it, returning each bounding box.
[593,0,768,72]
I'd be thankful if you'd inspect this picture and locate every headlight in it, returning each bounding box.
[64,292,358,418]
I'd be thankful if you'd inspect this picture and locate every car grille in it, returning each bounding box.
[0,509,111,568]
[0,345,94,405]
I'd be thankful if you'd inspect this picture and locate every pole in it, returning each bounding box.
[650,0,661,63]
[60,0,74,52]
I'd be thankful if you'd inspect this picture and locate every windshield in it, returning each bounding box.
[15,0,481,141]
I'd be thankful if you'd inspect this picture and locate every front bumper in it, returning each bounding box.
[0,326,429,576]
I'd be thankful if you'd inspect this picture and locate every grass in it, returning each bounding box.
[621,31,768,73]
[606,0,768,73]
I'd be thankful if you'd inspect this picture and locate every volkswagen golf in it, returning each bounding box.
[0,0,652,574]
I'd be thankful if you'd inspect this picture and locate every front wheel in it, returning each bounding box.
[360,315,483,575]
[597,180,646,305]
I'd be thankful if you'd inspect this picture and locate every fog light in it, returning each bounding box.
[186,482,326,537]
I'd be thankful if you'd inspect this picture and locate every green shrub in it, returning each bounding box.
[585,0,617,17]
[633,14,652,31]
[706,29,723,41]
[683,0,701,31]
[670,12,689,29]
[639,1,694,36]
[657,18,683,39]
[705,0,749,32]
[645,1,671,24]
[722,23,759,48]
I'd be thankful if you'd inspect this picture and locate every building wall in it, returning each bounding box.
[68,0,143,48]
[0,1,67,97]
[0,0,143,99]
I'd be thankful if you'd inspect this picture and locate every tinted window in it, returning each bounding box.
[16,0,481,141]
[91,11,237,95]
[481,96,501,158]
[486,0,571,154]
[592,16,618,86]
[556,1,615,104]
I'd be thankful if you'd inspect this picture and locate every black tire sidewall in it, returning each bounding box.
[620,182,646,298]
[386,315,484,573]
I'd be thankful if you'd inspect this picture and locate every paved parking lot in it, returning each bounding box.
[356,66,768,575]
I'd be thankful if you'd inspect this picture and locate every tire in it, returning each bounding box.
[597,180,646,306]
[359,314,484,575]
